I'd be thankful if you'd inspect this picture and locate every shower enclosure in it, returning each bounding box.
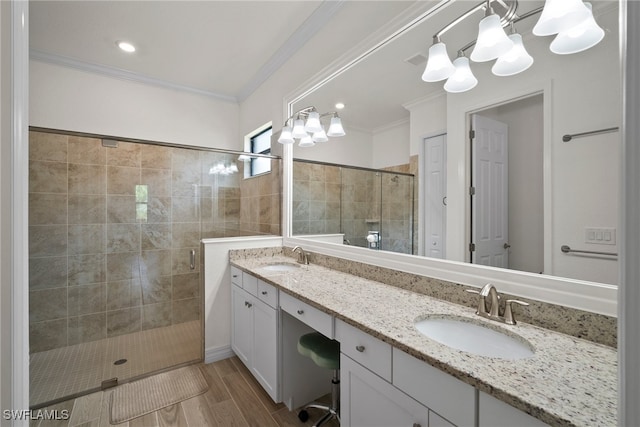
[292,159,415,254]
[28,129,281,407]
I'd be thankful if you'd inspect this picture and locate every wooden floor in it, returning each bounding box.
[33,356,339,427]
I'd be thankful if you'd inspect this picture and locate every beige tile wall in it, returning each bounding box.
[292,160,416,254]
[29,130,281,353]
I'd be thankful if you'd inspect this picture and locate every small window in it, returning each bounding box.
[249,127,272,177]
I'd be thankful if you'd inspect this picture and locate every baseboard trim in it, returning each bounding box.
[204,345,235,364]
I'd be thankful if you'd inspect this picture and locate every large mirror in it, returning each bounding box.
[289,0,620,286]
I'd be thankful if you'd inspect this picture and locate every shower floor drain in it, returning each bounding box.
[114,359,127,365]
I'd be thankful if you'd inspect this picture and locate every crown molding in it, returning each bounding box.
[371,117,410,134]
[236,0,346,103]
[30,49,238,103]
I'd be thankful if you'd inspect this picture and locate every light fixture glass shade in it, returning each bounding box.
[304,111,323,133]
[492,33,534,76]
[422,42,456,82]
[298,135,316,148]
[312,128,328,143]
[326,117,346,137]
[444,56,478,93]
[277,126,295,144]
[550,2,604,55]
[291,119,307,139]
[470,14,514,62]
[533,0,590,36]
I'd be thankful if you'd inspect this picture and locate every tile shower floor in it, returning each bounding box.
[30,320,201,407]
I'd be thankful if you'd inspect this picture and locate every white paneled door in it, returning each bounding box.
[471,115,509,268]
[423,134,447,259]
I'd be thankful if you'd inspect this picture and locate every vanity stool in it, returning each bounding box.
[297,332,340,426]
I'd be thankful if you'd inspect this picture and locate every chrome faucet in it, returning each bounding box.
[466,283,529,325]
[292,246,309,265]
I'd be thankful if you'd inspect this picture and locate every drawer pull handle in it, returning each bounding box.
[297,309,304,315]
[356,345,365,352]
[261,291,268,295]
[245,301,252,308]
[232,274,238,278]
[412,424,422,427]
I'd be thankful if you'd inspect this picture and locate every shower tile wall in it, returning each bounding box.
[381,155,418,255]
[292,162,341,235]
[238,159,282,236]
[292,159,417,254]
[29,131,280,353]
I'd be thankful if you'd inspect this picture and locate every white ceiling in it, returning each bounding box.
[29,1,416,103]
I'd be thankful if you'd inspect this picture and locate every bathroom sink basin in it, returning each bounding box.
[414,316,534,360]
[257,263,301,272]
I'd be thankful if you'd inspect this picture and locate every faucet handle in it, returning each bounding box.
[464,289,479,295]
[503,299,530,325]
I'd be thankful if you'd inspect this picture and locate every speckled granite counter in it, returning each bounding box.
[230,253,617,427]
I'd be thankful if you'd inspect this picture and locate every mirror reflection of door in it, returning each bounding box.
[423,134,447,259]
[470,94,544,273]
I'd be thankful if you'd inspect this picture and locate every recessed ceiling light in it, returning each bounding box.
[335,103,345,109]
[117,41,136,53]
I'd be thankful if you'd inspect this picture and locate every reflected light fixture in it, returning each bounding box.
[550,2,604,55]
[420,0,604,94]
[277,106,346,147]
[117,41,136,53]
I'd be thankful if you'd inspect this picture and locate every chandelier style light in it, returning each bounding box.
[278,106,345,147]
[421,0,604,94]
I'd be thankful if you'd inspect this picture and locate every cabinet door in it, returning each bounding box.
[231,284,253,367]
[478,391,549,427]
[252,299,278,402]
[341,354,429,427]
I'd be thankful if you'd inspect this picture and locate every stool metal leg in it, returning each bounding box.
[299,369,340,426]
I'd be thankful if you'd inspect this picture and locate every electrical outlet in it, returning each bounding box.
[585,227,616,245]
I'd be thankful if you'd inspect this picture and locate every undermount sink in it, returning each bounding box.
[257,263,301,272]
[414,316,535,360]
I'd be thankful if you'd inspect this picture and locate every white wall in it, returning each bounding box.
[445,5,620,285]
[405,92,447,156]
[0,0,8,412]
[292,126,373,168]
[30,60,240,149]
[372,120,410,169]
[202,237,282,362]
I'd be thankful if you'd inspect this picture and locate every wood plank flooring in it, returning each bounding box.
[32,356,339,427]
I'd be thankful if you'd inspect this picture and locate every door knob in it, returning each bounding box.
[504,243,511,249]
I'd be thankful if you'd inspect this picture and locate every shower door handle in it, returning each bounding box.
[189,249,196,270]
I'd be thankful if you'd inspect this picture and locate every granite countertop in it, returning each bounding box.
[230,254,617,427]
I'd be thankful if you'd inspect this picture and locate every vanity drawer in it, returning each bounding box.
[335,318,392,381]
[280,291,333,339]
[257,279,278,308]
[231,266,242,286]
[242,272,258,296]
[393,348,475,427]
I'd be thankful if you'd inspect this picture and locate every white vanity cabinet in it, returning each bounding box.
[478,391,550,427]
[336,319,460,427]
[230,267,279,402]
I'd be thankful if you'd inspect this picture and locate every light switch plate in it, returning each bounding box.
[585,227,616,245]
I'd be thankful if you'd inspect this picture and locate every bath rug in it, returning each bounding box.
[110,365,208,424]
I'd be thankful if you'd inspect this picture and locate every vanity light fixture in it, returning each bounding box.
[469,6,514,62]
[117,41,136,53]
[421,0,604,94]
[277,106,346,147]
[443,52,478,93]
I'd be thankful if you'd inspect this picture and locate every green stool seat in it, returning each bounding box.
[297,332,340,370]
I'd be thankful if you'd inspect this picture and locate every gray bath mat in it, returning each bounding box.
[110,365,209,424]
